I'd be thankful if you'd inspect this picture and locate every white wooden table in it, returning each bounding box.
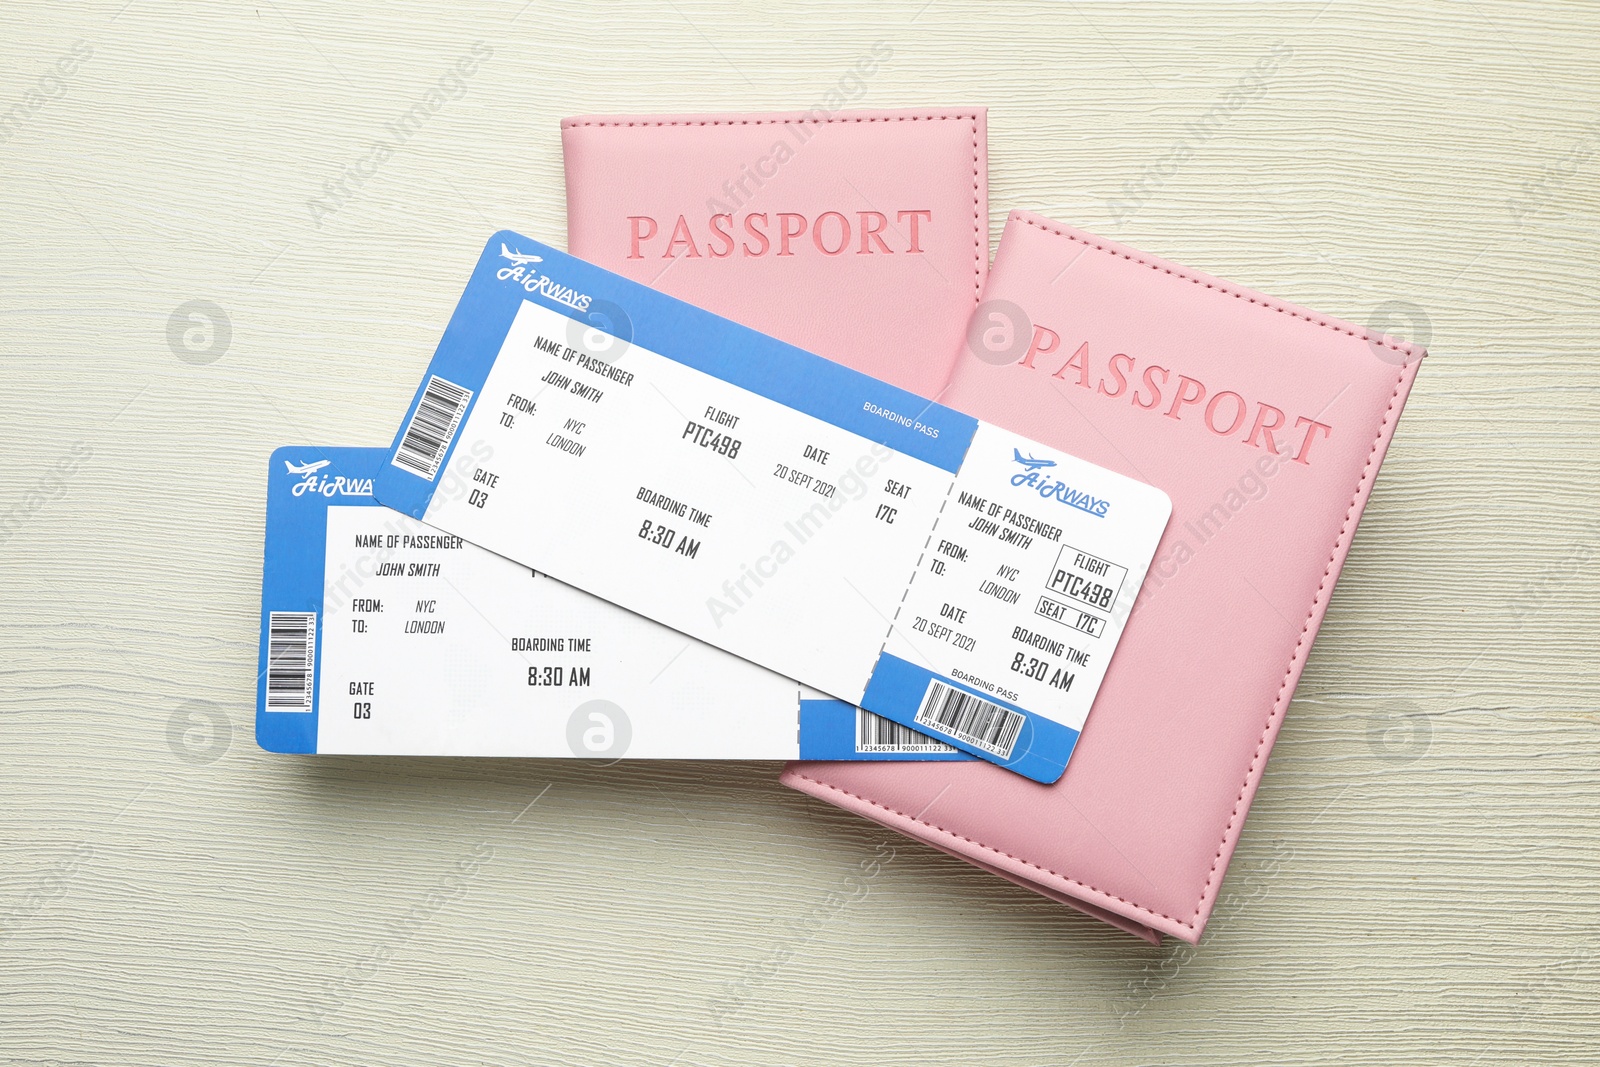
[3,2,1597,1063]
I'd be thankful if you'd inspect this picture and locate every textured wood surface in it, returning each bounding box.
[3,1,1597,1063]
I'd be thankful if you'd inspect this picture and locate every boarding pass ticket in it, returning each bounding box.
[373,233,1171,782]
[255,445,966,761]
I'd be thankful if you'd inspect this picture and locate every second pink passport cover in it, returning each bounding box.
[562,108,987,398]
[783,211,1426,943]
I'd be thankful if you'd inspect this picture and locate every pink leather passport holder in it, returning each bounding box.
[562,108,987,398]
[782,211,1426,943]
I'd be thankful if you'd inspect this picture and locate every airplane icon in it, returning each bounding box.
[284,459,330,476]
[1013,449,1057,471]
[499,243,543,267]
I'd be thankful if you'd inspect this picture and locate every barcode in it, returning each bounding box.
[913,681,1023,758]
[392,375,473,480]
[855,708,958,754]
[266,612,316,713]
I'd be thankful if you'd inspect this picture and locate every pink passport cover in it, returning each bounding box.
[782,211,1426,943]
[562,108,987,397]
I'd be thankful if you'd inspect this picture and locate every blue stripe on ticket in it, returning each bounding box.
[860,652,1080,782]
[256,445,345,753]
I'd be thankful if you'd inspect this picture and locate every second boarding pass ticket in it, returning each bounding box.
[374,233,1171,783]
[255,446,962,761]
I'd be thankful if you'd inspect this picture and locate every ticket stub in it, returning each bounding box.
[373,233,1170,782]
[256,445,967,762]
